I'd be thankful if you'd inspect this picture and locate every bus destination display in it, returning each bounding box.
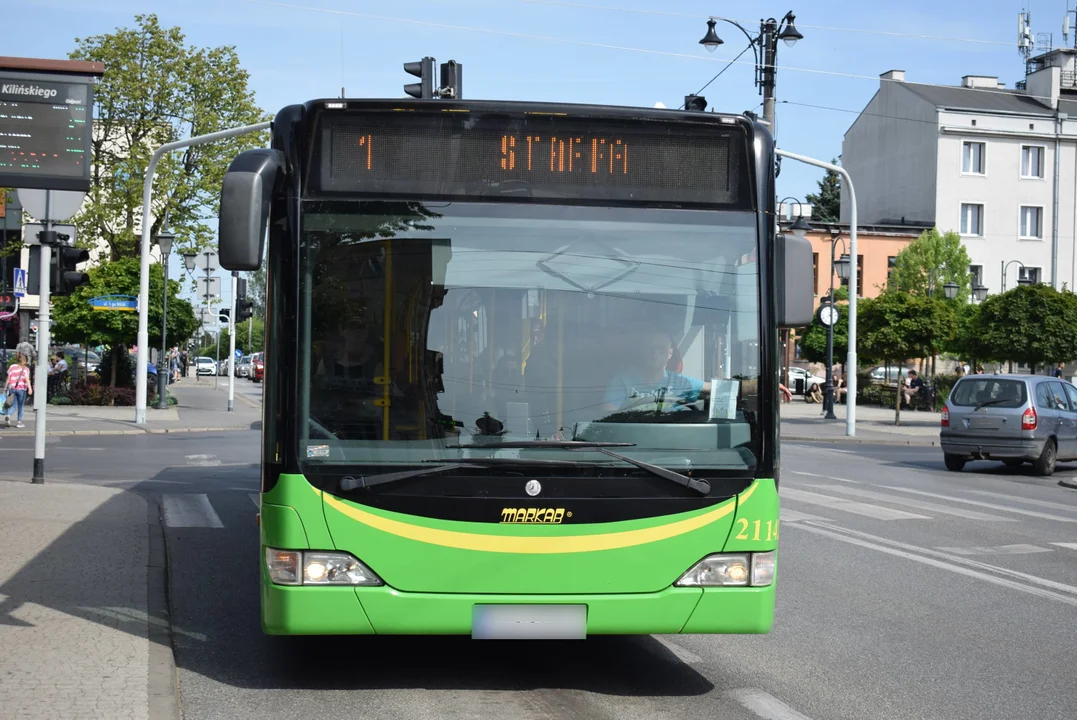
[0,77,93,192]
[315,112,748,207]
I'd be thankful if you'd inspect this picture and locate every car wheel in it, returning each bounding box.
[1002,458,1024,467]
[943,453,966,472]
[1033,439,1057,477]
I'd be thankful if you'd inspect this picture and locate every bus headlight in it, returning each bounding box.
[265,548,383,586]
[674,552,776,588]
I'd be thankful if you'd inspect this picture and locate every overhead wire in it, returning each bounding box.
[237,0,1058,107]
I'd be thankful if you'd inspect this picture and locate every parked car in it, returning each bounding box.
[250,352,264,383]
[235,356,251,378]
[194,356,216,376]
[940,374,1077,476]
[787,366,826,394]
[868,365,917,384]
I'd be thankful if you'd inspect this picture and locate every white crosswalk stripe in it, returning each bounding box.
[249,493,260,509]
[801,483,1015,522]
[1050,542,1077,551]
[880,486,1077,523]
[162,494,224,528]
[780,488,930,520]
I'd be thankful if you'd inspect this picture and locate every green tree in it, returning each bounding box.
[887,228,972,301]
[859,292,956,424]
[799,302,848,366]
[246,266,266,318]
[69,14,270,261]
[975,284,1077,372]
[214,317,265,356]
[947,302,989,369]
[50,257,198,387]
[804,159,841,222]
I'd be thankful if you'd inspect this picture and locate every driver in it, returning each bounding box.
[600,327,710,413]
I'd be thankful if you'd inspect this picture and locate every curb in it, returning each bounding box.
[1060,478,1077,490]
[783,434,940,447]
[1,426,254,437]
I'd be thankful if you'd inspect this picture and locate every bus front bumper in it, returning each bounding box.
[261,581,775,636]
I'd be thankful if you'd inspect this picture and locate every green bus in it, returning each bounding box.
[217,98,812,639]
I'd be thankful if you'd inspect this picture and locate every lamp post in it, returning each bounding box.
[181,253,198,376]
[698,11,803,129]
[823,228,850,419]
[155,225,175,410]
[1001,259,1033,292]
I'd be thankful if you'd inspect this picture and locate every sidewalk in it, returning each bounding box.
[780,396,942,446]
[1,377,261,437]
[0,480,177,720]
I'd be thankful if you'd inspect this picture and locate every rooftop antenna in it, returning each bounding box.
[1019,9,1033,59]
[1066,5,1077,48]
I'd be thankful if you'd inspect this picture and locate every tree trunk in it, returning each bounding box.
[110,346,118,389]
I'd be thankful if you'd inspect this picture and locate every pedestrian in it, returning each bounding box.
[1052,362,1065,378]
[3,352,33,429]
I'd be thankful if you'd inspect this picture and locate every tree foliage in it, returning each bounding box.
[973,284,1077,370]
[858,292,956,423]
[50,258,198,385]
[887,228,972,301]
[799,302,849,365]
[69,14,270,261]
[805,159,841,223]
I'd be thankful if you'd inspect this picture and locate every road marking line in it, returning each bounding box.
[185,454,221,466]
[1051,542,1077,550]
[249,493,260,509]
[162,494,224,528]
[794,521,1077,601]
[781,488,930,520]
[881,486,1077,522]
[726,688,815,720]
[652,636,703,664]
[779,508,831,523]
[802,483,1015,522]
[937,544,1051,556]
[790,471,860,483]
[963,488,1077,512]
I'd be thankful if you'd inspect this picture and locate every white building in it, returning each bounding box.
[840,50,1077,296]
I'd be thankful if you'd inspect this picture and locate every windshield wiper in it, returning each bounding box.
[338,457,585,490]
[972,399,1011,411]
[452,440,710,495]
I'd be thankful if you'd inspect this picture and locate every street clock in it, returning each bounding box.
[818,302,839,327]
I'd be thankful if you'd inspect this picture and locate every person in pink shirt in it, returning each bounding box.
[3,353,33,429]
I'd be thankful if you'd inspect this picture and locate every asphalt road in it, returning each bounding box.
[10,430,1077,719]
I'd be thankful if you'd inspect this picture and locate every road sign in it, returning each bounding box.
[13,267,27,298]
[193,251,220,272]
[22,222,77,246]
[17,189,87,223]
[88,294,138,312]
[196,276,221,300]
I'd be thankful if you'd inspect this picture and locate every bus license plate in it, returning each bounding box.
[472,604,587,640]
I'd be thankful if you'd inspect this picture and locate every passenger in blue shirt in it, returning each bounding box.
[600,328,710,414]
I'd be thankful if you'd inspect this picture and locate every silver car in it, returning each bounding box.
[940,374,1077,476]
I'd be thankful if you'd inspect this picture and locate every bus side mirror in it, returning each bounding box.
[218,149,284,271]
[775,233,814,328]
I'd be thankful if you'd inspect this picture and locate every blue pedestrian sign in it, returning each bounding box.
[13,268,26,298]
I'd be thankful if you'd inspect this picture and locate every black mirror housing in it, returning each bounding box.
[218,148,283,271]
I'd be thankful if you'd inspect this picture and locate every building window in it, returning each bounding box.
[856,255,864,297]
[1019,266,1041,284]
[1020,206,1043,239]
[887,256,897,280]
[962,141,985,174]
[812,252,819,296]
[960,203,984,236]
[969,264,983,288]
[1021,145,1045,178]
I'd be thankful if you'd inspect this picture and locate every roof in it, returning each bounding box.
[899,82,1058,116]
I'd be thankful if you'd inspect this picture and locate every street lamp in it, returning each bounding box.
[943,281,959,300]
[1001,259,1031,292]
[155,224,175,410]
[972,284,989,302]
[823,228,850,419]
[697,12,803,128]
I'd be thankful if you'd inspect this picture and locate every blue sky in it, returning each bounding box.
[6,0,1074,307]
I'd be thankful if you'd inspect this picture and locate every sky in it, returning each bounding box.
[6,0,1076,309]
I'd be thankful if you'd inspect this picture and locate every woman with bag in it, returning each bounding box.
[3,353,33,429]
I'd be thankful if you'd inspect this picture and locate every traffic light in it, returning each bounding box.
[684,95,707,112]
[53,246,90,296]
[235,277,254,322]
[439,60,462,99]
[404,57,436,99]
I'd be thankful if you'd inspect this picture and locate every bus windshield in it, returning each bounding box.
[298,200,762,476]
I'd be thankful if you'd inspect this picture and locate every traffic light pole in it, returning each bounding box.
[228,272,237,412]
[32,211,52,485]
